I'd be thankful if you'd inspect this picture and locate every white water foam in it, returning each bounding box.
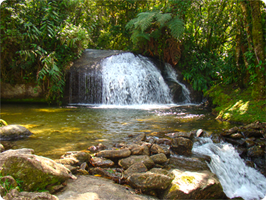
[101,53,173,105]
[164,63,191,103]
[192,138,266,200]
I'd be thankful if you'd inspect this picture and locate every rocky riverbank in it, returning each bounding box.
[0,121,265,199]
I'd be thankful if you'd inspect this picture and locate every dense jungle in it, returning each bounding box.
[1,0,266,122]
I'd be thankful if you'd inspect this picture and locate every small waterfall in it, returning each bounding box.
[66,51,192,105]
[164,63,191,103]
[192,138,266,200]
[101,53,173,105]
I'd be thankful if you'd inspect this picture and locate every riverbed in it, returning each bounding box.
[0,103,233,159]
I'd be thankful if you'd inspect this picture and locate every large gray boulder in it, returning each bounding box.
[162,169,226,199]
[0,125,32,141]
[1,154,75,192]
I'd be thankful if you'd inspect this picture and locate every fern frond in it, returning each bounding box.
[137,11,157,32]
[155,13,172,27]
[125,18,138,30]
[167,17,184,39]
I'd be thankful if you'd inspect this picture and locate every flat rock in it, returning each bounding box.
[168,156,210,171]
[90,157,114,167]
[55,175,158,200]
[4,189,58,200]
[0,125,32,141]
[96,148,131,159]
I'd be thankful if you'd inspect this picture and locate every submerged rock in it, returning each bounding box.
[162,169,226,199]
[0,125,32,141]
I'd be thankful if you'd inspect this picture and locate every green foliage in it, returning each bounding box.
[0,0,92,104]
[126,10,184,49]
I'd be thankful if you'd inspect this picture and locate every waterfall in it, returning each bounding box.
[66,51,192,105]
[164,63,191,103]
[101,53,173,105]
[192,138,266,200]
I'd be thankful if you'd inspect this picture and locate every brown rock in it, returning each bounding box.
[96,149,131,159]
[170,137,193,156]
[4,189,58,200]
[0,125,33,141]
[123,162,148,178]
[150,153,168,164]
[118,155,154,169]
[90,157,114,168]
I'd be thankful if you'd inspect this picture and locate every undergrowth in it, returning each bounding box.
[205,84,266,124]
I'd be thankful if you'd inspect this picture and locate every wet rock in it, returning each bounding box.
[128,172,173,190]
[168,156,209,171]
[162,169,226,199]
[60,151,91,165]
[150,153,168,164]
[149,168,173,177]
[4,189,58,200]
[243,130,264,138]
[170,137,193,156]
[224,138,245,146]
[0,125,32,141]
[1,154,75,192]
[128,133,146,142]
[124,162,148,178]
[90,156,114,168]
[230,133,244,139]
[245,138,256,148]
[247,145,264,157]
[118,155,155,169]
[221,126,239,136]
[96,149,131,159]
[0,148,34,169]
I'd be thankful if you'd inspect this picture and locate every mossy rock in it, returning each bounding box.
[1,154,74,192]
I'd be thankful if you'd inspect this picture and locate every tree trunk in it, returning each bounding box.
[249,0,265,96]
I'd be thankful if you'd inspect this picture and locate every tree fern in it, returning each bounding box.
[155,12,172,27]
[167,17,184,39]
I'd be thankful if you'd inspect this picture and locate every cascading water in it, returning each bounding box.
[192,138,266,200]
[66,51,192,105]
[101,53,173,105]
[164,63,191,103]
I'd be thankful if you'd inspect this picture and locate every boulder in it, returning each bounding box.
[162,169,226,199]
[150,144,166,155]
[170,137,193,156]
[247,145,264,157]
[96,149,131,159]
[1,154,75,192]
[118,155,154,169]
[127,144,145,155]
[127,172,173,190]
[0,125,32,141]
[0,148,34,169]
[4,189,58,200]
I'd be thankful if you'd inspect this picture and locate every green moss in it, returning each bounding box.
[206,84,266,123]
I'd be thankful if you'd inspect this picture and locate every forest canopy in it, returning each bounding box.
[0,0,265,105]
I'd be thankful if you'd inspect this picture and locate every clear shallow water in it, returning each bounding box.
[0,103,233,159]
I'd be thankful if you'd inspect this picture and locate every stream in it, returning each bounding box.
[0,103,233,159]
